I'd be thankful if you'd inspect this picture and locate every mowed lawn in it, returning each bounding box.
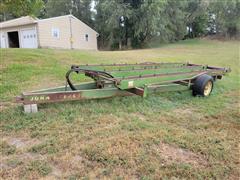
[0,39,239,179]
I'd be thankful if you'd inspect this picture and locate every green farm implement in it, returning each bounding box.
[16,62,230,113]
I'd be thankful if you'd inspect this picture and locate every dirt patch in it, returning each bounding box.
[0,152,47,179]
[18,152,46,161]
[172,107,204,122]
[1,151,46,164]
[0,102,17,111]
[174,108,194,115]
[47,165,62,178]
[153,142,208,167]
[3,137,42,150]
[71,155,84,165]
[0,149,58,178]
[0,163,9,169]
[173,107,200,117]
[132,112,146,121]
[1,136,44,172]
[45,153,91,178]
[96,114,120,125]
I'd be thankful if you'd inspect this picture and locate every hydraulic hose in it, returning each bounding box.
[65,67,114,90]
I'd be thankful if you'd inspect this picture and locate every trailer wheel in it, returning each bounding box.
[192,74,214,97]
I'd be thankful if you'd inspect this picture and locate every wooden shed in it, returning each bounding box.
[0,15,98,50]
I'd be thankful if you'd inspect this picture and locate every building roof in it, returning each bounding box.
[0,15,98,34]
[0,16,38,29]
[38,14,98,34]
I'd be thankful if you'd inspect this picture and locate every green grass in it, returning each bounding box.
[0,141,16,155]
[0,39,239,179]
[23,160,52,177]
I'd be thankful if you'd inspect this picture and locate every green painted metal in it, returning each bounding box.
[109,66,204,78]
[16,62,230,107]
[76,62,186,71]
[21,87,133,105]
[18,82,191,105]
[147,83,190,93]
[33,82,98,93]
[75,63,205,77]
[116,71,205,90]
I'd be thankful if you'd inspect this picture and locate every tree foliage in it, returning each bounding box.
[162,0,187,42]
[185,0,209,38]
[209,0,240,38]
[45,0,93,26]
[95,0,209,49]
[0,0,239,49]
[95,0,132,49]
[0,0,44,21]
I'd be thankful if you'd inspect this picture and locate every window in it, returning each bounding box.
[85,34,88,41]
[52,28,60,38]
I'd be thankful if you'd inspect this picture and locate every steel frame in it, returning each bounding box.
[15,62,230,113]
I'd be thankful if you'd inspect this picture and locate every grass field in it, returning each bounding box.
[0,39,239,179]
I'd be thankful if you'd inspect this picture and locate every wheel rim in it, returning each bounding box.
[204,81,212,96]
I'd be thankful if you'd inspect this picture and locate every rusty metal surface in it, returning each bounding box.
[16,88,134,105]
[73,62,184,67]
[114,70,208,80]
[16,62,230,106]
[126,87,145,96]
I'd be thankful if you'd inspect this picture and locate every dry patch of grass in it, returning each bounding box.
[0,136,51,179]
[153,142,208,167]
[0,102,16,112]
[2,137,41,150]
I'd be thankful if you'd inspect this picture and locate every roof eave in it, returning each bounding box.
[0,21,38,29]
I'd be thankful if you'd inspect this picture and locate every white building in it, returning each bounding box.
[0,15,98,50]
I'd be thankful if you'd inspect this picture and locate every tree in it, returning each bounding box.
[130,0,167,47]
[95,0,131,49]
[0,0,45,21]
[185,0,209,38]
[45,0,93,26]
[161,0,188,42]
[2,0,238,48]
[209,0,240,38]
[95,0,167,49]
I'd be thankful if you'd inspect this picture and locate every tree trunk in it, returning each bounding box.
[119,40,122,50]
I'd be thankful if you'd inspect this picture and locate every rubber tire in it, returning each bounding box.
[192,74,214,97]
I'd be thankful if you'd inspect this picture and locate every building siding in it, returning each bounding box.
[37,16,71,49]
[0,15,98,50]
[0,24,37,48]
[71,16,98,50]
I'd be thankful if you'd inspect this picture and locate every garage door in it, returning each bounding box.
[0,32,7,48]
[21,29,38,48]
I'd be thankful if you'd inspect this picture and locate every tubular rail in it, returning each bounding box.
[16,62,231,113]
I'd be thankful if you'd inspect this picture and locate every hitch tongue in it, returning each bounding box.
[15,96,24,103]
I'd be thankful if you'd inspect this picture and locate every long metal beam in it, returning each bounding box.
[15,62,231,113]
[16,82,190,105]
